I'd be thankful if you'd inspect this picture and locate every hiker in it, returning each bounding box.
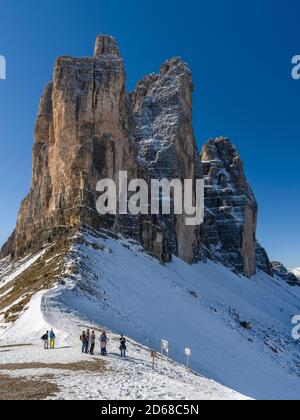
[119,335,127,358]
[49,330,56,349]
[90,331,96,355]
[99,332,109,356]
[41,331,49,350]
[80,331,89,354]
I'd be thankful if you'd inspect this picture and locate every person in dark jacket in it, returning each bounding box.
[119,335,127,358]
[41,331,49,350]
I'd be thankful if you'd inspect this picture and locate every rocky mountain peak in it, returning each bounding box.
[94,35,121,59]
[271,261,300,286]
[202,137,252,192]
[200,137,258,277]
[1,37,202,265]
[160,56,192,80]
[0,37,293,282]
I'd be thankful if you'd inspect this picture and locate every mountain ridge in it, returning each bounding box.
[1,35,289,280]
[0,35,299,400]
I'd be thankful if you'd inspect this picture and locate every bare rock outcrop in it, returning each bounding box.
[3,36,202,264]
[0,231,15,259]
[271,261,300,286]
[2,36,291,281]
[200,137,258,277]
[256,242,273,276]
[13,36,139,258]
[131,57,202,262]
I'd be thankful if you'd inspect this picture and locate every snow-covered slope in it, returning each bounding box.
[0,256,247,401]
[292,268,300,279]
[0,298,247,400]
[1,229,300,400]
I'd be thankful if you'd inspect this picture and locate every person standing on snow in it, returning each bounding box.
[80,331,89,354]
[49,330,56,349]
[100,332,109,356]
[119,335,127,358]
[90,331,96,355]
[41,331,49,350]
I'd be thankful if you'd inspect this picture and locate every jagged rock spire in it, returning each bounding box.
[2,37,202,265]
[94,35,120,59]
[200,137,258,277]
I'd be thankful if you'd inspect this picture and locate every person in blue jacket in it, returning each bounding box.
[99,332,109,356]
[49,329,56,349]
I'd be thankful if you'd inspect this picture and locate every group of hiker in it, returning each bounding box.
[41,328,127,358]
[80,329,127,358]
[41,330,56,349]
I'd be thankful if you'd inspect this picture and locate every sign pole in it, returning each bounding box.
[151,350,157,369]
[185,348,191,369]
[161,340,169,357]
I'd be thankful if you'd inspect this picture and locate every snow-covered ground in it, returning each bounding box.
[1,229,300,400]
[0,346,247,400]
[292,268,300,279]
[0,295,247,400]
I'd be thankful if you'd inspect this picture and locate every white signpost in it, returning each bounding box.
[161,340,169,356]
[0,55,6,80]
[185,347,191,368]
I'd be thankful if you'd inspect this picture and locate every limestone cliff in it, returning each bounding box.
[1,36,291,281]
[131,57,202,262]
[12,37,137,258]
[200,137,258,277]
[3,36,202,264]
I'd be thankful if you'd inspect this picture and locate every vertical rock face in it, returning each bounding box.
[13,36,139,258]
[2,36,287,280]
[256,242,273,276]
[200,137,258,277]
[271,262,300,286]
[5,36,202,264]
[131,57,202,262]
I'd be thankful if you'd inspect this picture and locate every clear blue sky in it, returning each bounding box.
[0,0,299,268]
